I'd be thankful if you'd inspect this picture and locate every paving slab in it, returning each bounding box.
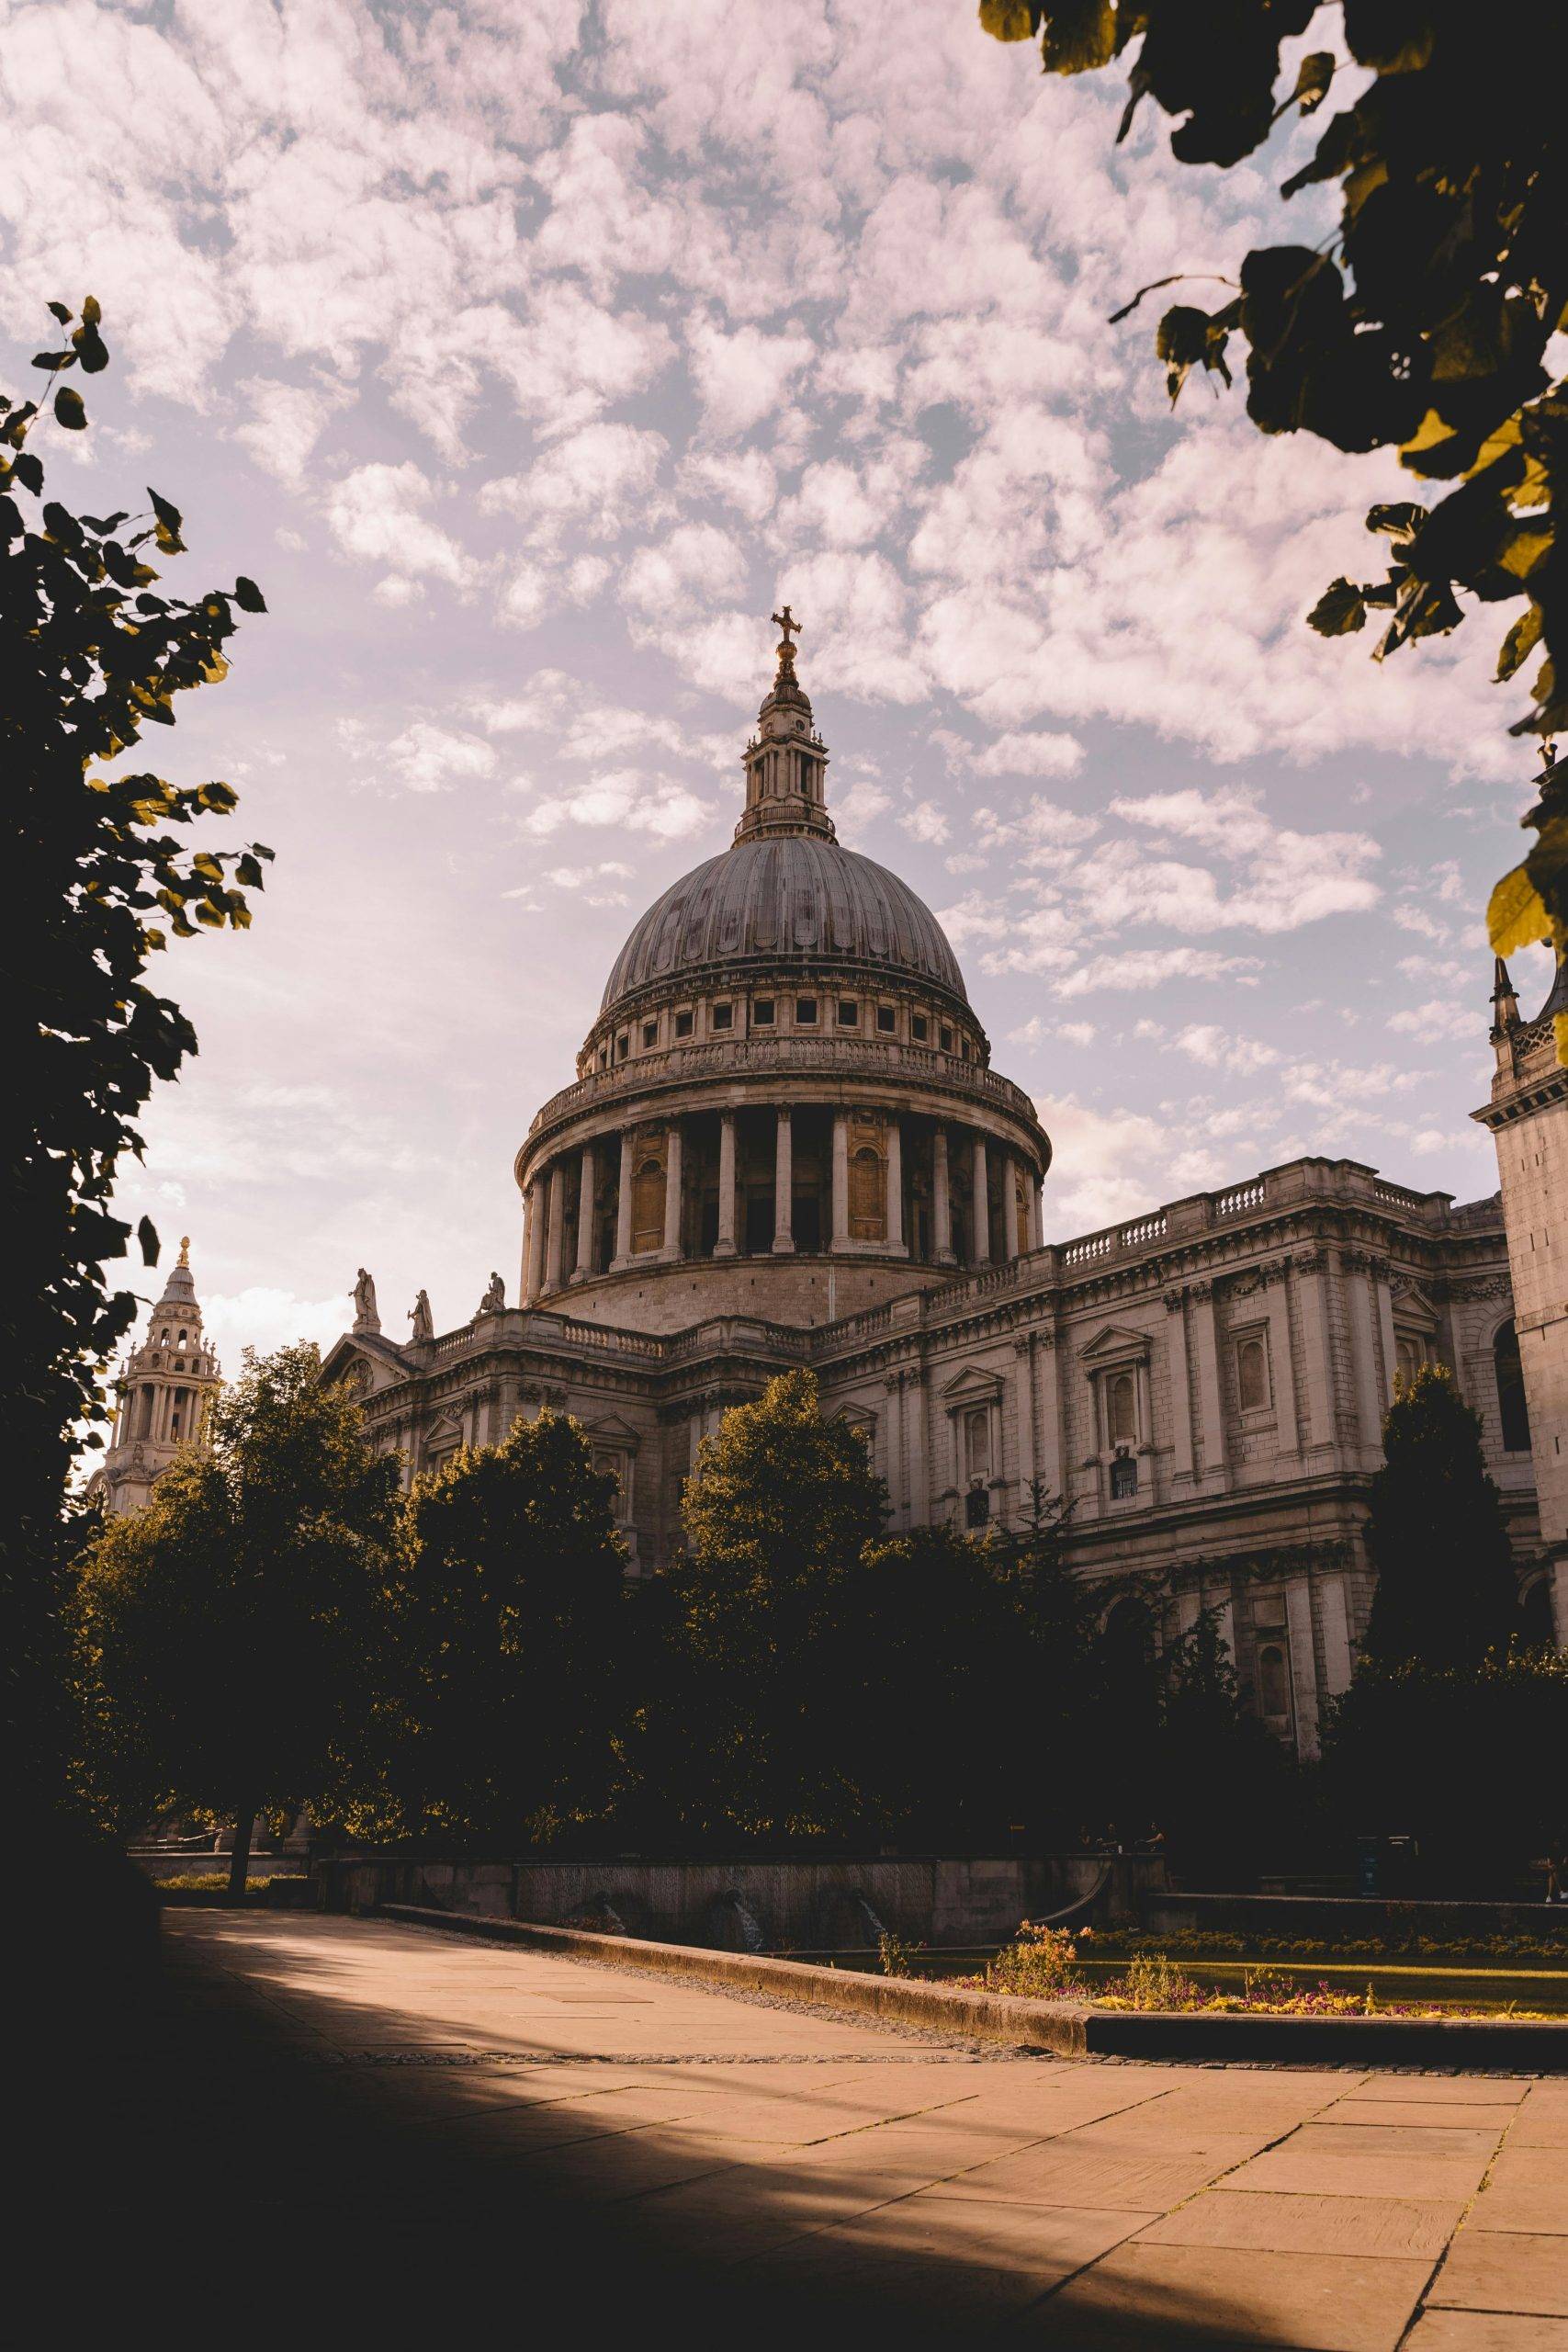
[1132,2188,1467,2259]
[1404,2314,1568,2348]
[1012,2240,1435,2348]
[1428,2233,1568,2318]
[1468,2146,1568,2235]
[78,1910,1556,2350]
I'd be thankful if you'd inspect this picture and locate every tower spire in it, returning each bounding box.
[1491,955,1520,1039]
[735,605,834,843]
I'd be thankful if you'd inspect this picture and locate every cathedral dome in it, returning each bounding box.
[599,833,969,1018]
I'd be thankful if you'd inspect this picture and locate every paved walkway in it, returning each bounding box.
[69,1913,1568,2346]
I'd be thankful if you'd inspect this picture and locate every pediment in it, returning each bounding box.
[940,1363,1005,1403]
[1392,1283,1441,1334]
[585,1412,642,1447]
[1079,1322,1153,1365]
[320,1330,413,1393]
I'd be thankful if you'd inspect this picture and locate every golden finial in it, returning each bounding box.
[178,1235,190,1266]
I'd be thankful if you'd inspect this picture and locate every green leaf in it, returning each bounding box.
[137,1216,161,1268]
[1041,0,1115,73]
[233,574,267,613]
[1293,51,1334,114]
[53,386,87,430]
[46,300,71,324]
[72,318,109,374]
[1366,502,1427,542]
[11,451,43,494]
[1496,605,1542,683]
[1488,862,1550,957]
[147,486,186,553]
[978,0,1041,39]
[1306,578,1369,636]
[82,294,101,326]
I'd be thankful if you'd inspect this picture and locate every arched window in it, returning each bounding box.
[1494,1319,1531,1452]
[1107,1371,1137,1446]
[1236,1335,1270,1413]
[962,1405,992,1485]
[1258,1642,1292,1723]
[1395,1333,1423,1391]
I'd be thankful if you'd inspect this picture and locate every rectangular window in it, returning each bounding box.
[837,999,858,1027]
[963,1404,992,1483]
[615,1033,629,1061]
[674,1010,694,1038]
[1110,1455,1138,1500]
[711,1002,733,1031]
[642,1020,658,1048]
[876,1005,896,1034]
[912,1014,930,1043]
[753,998,775,1026]
[795,997,818,1025]
[939,1025,953,1052]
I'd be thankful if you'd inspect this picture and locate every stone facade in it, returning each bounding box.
[321,625,1559,1756]
[93,1241,222,1517]
[1472,920,1568,1646]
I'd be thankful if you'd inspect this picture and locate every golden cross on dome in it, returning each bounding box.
[772,604,801,651]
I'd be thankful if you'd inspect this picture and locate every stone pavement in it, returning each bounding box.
[51,1911,1568,2346]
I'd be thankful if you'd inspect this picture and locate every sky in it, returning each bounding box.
[4,0,1551,1374]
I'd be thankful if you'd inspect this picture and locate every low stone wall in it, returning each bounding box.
[380,1906,1568,2073]
[314,1851,1164,1949]
[1145,1891,1568,1947]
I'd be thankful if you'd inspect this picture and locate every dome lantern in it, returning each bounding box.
[735,605,834,844]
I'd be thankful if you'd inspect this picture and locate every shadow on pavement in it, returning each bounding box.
[26,1911,1289,2348]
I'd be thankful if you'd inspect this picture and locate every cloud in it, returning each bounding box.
[480,423,670,548]
[324,461,471,588]
[517,770,718,842]
[687,317,815,439]
[1055,948,1264,998]
[1107,786,1382,932]
[384,721,497,795]
[201,1286,349,1363]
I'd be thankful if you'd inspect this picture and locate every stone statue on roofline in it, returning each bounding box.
[409,1289,434,1344]
[479,1271,505,1316]
[352,1267,380,1334]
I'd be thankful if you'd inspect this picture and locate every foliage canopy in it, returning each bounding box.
[1360,1363,1518,1670]
[5,301,269,1807]
[979,4,1568,1031]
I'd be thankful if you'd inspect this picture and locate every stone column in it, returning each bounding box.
[1165,1290,1195,1485]
[773,1107,795,1252]
[971,1132,990,1264]
[662,1120,683,1259]
[932,1125,954,1262]
[544,1161,566,1294]
[1031,1174,1044,1250]
[572,1142,597,1283]
[613,1131,634,1269]
[886,1116,905,1251]
[715,1111,738,1257]
[1190,1279,1226,1487]
[1373,1264,1397,1408]
[831,1111,850,1247]
[525,1176,547,1303]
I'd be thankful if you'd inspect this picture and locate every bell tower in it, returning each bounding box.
[1472,744,1568,1644]
[98,1238,223,1517]
[735,605,834,842]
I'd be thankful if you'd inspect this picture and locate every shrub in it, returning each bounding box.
[985,1921,1084,1997]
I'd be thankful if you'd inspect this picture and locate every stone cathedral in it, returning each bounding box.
[107,623,1567,1755]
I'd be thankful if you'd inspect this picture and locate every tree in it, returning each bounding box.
[74,1344,399,1895]
[978,6,1568,1033]
[1323,1646,1568,1891]
[1361,1363,1518,1669]
[4,300,270,1821]
[372,1412,626,1843]
[669,1370,887,1839]
[1152,1603,1299,1885]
